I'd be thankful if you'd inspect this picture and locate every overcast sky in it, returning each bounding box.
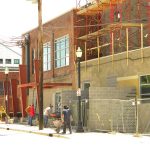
[0,0,76,54]
[0,0,76,37]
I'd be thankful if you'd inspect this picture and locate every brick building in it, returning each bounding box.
[0,44,21,118]
[21,0,150,133]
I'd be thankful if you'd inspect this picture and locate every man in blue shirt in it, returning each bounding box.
[62,105,72,134]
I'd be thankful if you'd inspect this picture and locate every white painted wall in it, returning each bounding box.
[0,44,22,68]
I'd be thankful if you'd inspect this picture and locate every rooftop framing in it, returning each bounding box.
[75,0,150,70]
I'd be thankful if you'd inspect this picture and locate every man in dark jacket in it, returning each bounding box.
[62,105,72,134]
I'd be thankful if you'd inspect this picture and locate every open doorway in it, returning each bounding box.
[55,92,62,113]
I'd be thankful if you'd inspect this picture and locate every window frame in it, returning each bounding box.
[0,59,3,64]
[43,42,51,71]
[139,75,150,102]
[14,59,20,64]
[5,59,11,64]
[54,35,69,68]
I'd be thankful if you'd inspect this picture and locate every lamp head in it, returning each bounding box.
[76,47,82,58]
[5,67,9,75]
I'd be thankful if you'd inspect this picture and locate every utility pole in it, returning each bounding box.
[38,0,44,130]
[26,0,43,130]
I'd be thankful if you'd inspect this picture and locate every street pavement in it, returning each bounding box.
[0,121,150,150]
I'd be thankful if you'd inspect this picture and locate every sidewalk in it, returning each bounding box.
[1,121,150,150]
[0,121,62,137]
[1,120,150,138]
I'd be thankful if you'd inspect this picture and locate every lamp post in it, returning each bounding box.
[5,67,9,115]
[76,47,84,132]
[26,0,43,130]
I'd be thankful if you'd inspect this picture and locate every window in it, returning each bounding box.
[0,59,3,64]
[54,35,69,68]
[5,59,11,64]
[14,59,20,64]
[140,75,150,102]
[43,42,51,71]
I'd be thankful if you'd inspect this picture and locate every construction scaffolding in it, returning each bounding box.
[75,0,150,69]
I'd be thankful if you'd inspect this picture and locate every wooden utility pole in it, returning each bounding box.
[27,0,44,130]
[38,0,44,130]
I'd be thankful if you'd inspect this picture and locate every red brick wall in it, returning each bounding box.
[0,72,19,82]
[22,9,76,89]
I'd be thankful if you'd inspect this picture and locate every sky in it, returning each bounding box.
[0,0,76,37]
[0,0,76,54]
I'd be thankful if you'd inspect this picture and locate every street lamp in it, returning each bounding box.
[26,0,43,130]
[5,67,9,115]
[76,47,84,132]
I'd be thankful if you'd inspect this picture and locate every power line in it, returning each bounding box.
[0,42,21,56]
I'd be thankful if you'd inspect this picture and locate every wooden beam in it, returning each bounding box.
[19,65,27,117]
[10,79,18,117]
[18,82,72,89]
[85,41,87,72]
[18,82,37,88]
[112,32,114,67]
[43,82,72,88]
[76,0,125,15]
[34,59,40,110]
[141,24,144,63]
[97,36,100,71]
[126,28,129,66]
[78,23,147,40]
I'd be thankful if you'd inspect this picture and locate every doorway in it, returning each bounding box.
[55,92,61,113]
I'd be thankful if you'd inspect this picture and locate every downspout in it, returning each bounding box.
[51,31,55,78]
[25,33,30,83]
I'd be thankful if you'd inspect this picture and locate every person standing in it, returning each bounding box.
[29,104,35,126]
[26,104,35,126]
[62,105,72,134]
[43,104,53,128]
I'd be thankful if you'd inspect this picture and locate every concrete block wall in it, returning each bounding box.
[61,90,89,126]
[106,75,117,87]
[138,103,150,133]
[88,87,136,133]
[61,90,77,106]
[88,98,136,133]
[47,88,150,133]
[89,87,135,100]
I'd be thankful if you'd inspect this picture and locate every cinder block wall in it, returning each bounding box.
[89,87,134,99]
[88,87,136,133]
[138,103,150,133]
[87,86,150,133]
[61,90,89,126]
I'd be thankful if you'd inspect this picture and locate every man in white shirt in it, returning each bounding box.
[43,104,53,128]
